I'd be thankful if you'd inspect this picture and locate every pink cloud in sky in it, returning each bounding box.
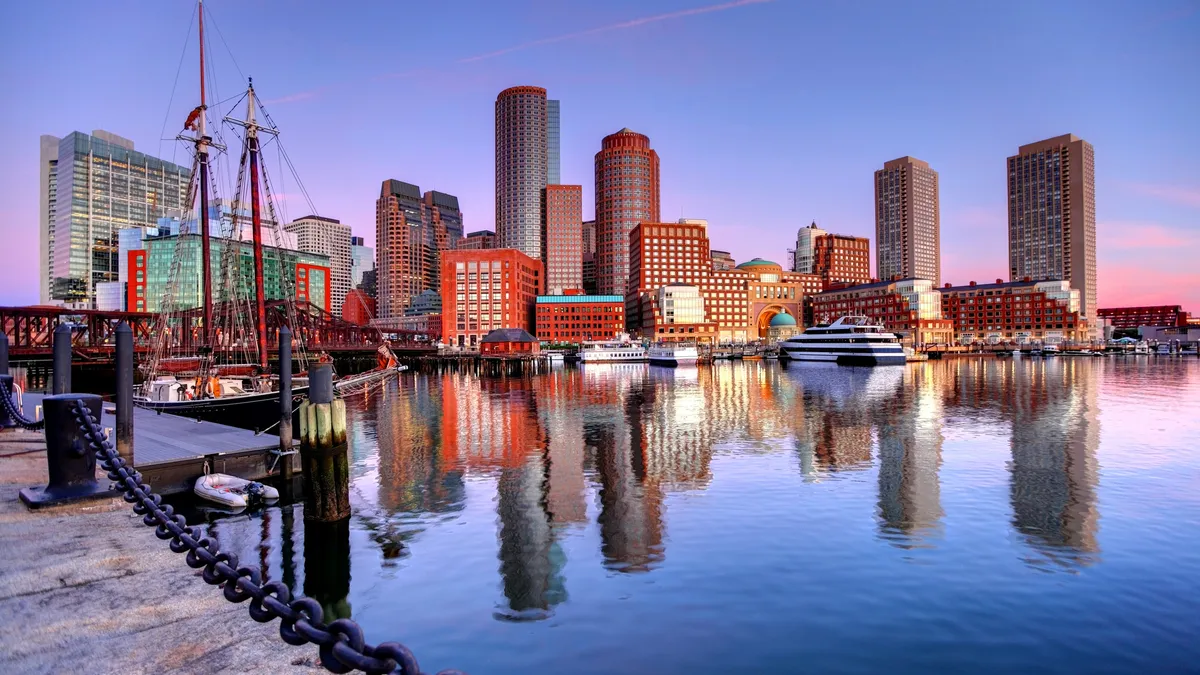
[1098,264,1200,309]
[1100,221,1197,249]
[1125,182,1200,208]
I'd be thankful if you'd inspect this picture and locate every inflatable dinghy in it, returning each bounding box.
[194,473,279,509]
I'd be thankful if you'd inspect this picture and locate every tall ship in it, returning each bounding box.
[135,1,398,429]
[779,316,905,366]
[578,334,647,363]
[648,343,698,366]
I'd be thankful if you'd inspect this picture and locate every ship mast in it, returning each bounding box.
[226,80,277,370]
[196,0,214,351]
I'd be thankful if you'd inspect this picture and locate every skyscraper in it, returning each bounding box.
[547,99,561,186]
[1007,134,1097,336]
[376,180,461,318]
[496,86,548,259]
[41,130,190,307]
[349,236,373,289]
[813,233,872,290]
[875,156,940,286]
[284,215,352,314]
[792,222,827,274]
[542,185,583,294]
[595,129,660,295]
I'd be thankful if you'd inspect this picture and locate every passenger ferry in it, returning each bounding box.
[778,316,905,366]
[579,334,648,363]
[648,344,698,367]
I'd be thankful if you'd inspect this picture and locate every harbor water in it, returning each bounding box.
[202,358,1200,674]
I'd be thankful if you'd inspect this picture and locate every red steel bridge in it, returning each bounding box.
[0,301,433,359]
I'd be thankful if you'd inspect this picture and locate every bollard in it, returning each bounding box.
[278,326,294,480]
[19,394,118,508]
[304,517,353,622]
[299,362,349,521]
[0,374,14,428]
[52,323,72,395]
[115,322,134,465]
[0,332,9,376]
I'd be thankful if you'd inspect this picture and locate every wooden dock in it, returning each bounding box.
[18,393,297,496]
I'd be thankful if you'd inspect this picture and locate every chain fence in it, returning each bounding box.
[69,398,465,675]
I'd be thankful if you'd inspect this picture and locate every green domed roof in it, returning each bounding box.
[736,258,780,269]
[769,312,797,327]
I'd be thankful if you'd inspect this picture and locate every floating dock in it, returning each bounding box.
[19,393,297,496]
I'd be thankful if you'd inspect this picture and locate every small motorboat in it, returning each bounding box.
[194,473,280,509]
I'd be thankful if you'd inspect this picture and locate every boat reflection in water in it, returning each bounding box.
[182,357,1200,675]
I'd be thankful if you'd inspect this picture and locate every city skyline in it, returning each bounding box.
[1,0,1197,309]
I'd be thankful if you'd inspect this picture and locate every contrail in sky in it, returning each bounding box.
[459,0,775,63]
[265,0,773,104]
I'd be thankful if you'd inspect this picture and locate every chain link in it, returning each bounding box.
[69,399,466,675]
[1,385,45,430]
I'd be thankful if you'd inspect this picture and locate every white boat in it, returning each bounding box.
[1062,348,1092,357]
[779,316,906,366]
[544,351,566,362]
[1042,345,1060,356]
[579,334,647,363]
[1156,344,1172,355]
[1134,343,1152,355]
[648,344,698,366]
[194,473,280,509]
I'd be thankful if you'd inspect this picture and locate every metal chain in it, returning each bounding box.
[69,399,465,675]
[1,386,45,430]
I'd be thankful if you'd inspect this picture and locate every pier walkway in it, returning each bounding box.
[19,393,295,495]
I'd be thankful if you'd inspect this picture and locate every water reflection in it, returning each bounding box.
[196,357,1166,635]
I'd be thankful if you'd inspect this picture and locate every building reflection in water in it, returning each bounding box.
[876,366,945,547]
[1008,360,1100,566]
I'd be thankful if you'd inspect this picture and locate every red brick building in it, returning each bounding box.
[595,128,660,295]
[542,185,583,294]
[441,249,543,349]
[813,233,871,290]
[940,278,1088,343]
[1097,305,1190,329]
[536,293,625,343]
[126,250,147,312]
[627,221,820,343]
[341,289,376,326]
[813,278,954,345]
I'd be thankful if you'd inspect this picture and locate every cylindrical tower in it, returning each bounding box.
[495,86,548,260]
[595,129,660,296]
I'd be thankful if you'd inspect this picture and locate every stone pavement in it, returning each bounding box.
[0,429,321,675]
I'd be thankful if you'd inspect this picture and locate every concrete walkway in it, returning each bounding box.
[0,429,321,675]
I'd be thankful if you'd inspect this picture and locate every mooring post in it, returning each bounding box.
[115,322,134,465]
[300,362,349,521]
[52,323,72,395]
[19,394,117,508]
[279,326,294,480]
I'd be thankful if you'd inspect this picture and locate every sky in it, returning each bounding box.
[1,0,1197,309]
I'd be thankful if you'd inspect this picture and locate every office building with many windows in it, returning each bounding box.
[813,232,872,290]
[812,278,954,345]
[496,86,552,259]
[875,156,940,286]
[542,185,583,294]
[440,248,544,349]
[284,215,352,314]
[940,278,1088,343]
[535,293,625,343]
[350,236,373,289]
[376,179,462,318]
[1008,134,1097,336]
[40,130,190,307]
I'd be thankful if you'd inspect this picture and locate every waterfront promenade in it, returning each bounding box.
[0,430,318,674]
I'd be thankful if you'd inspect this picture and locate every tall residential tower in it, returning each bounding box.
[495,86,559,260]
[1007,134,1097,335]
[284,215,352,314]
[595,129,660,295]
[542,184,583,294]
[875,156,940,286]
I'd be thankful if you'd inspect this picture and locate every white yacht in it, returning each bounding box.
[579,334,647,363]
[779,316,905,366]
[648,344,698,366]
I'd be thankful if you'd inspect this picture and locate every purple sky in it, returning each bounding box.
[1,0,1197,309]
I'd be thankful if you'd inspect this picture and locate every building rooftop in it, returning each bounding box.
[769,312,797,327]
[536,294,623,304]
[481,328,537,343]
[736,258,780,269]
